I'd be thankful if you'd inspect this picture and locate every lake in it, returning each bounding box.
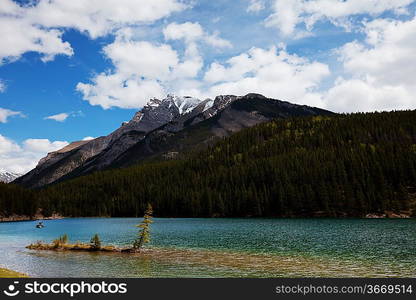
[0,218,415,277]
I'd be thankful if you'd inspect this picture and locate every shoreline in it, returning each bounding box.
[0,210,413,223]
[0,214,63,223]
[1,216,413,223]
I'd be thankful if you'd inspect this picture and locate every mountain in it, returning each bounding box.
[33,110,416,218]
[3,110,416,218]
[0,171,22,183]
[15,93,333,188]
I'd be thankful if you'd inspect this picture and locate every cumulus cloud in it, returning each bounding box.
[0,16,73,64]
[163,22,232,48]
[26,0,188,38]
[77,22,230,109]
[76,40,177,109]
[0,134,68,174]
[247,0,265,13]
[0,107,24,123]
[204,46,330,107]
[324,16,416,112]
[0,0,73,63]
[163,22,204,42]
[265,0,414,36]
[0,0,188,63]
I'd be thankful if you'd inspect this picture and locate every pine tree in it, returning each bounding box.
[90,234,101,250]
[133,203,153,251]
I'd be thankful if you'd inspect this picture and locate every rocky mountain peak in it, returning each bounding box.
[202,95,239,118]
[14,93,334,188]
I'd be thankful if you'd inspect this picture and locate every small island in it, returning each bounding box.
[27,204,153,254]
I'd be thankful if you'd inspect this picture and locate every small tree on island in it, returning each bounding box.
[133,203,153,251]
[52,234,68,248]
[90,234,101,250]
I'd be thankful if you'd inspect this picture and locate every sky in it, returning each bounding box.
[0,0,416,174]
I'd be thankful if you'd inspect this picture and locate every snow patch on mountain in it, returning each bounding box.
[203,99,215,112]
[173,96,201,115]
[0,170,22,183]
[141,95,219,117]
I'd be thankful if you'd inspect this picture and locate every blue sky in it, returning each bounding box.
[0,0,416,173]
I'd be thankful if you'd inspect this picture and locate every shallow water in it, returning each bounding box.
[0,218,415,277]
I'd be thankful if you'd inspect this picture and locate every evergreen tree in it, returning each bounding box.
[90,234,101,250]
[133,204,153,251]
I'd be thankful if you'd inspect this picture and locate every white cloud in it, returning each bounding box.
[0,135,20,155]
[265,0,414,36]
[0,15,73,63]
[82,136,95,141]
[324,17,416,112]
[0,107,24,123]
[23,139,68,154]
[204,31,233,49]
[44,111,84,122]
[203,46,330,107]
[77,73,167,109]
[104,40,179,80]
[163,22,204,42]
[0,134,68,174]
[164,22,232,48]
[27,0,188,39]
[77,22,229,109]
[44,112,69,122]
[247,0,265,13]
[0,0,188,63]
[76,39,178,109]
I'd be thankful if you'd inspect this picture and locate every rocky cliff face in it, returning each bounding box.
[14,95,208,188]
[14,94,334,188]
[111,93,334,168]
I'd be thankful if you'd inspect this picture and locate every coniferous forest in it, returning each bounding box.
[1,110,416,218]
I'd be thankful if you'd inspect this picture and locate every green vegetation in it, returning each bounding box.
[0,268,28,278]
[2,110,416,218]
[28,233,114,252]
[52,234,69,248]
[27,238,118,252]
[90,234,102,250]
[0,183,38,218]
[133,204,153,251]
[27,209,154,253]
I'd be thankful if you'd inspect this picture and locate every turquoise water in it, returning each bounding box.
[0,218,415,277]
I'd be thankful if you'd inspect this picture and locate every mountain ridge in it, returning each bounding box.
[14,93,334,188]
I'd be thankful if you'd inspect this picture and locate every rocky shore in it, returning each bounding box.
[0,213,63,222]
[365,211,411,219]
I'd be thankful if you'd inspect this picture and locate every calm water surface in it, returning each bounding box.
[0,218,415,277]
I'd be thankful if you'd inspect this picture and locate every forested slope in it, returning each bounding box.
[2,110,416,218]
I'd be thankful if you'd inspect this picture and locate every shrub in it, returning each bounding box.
[90,234,101,250]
